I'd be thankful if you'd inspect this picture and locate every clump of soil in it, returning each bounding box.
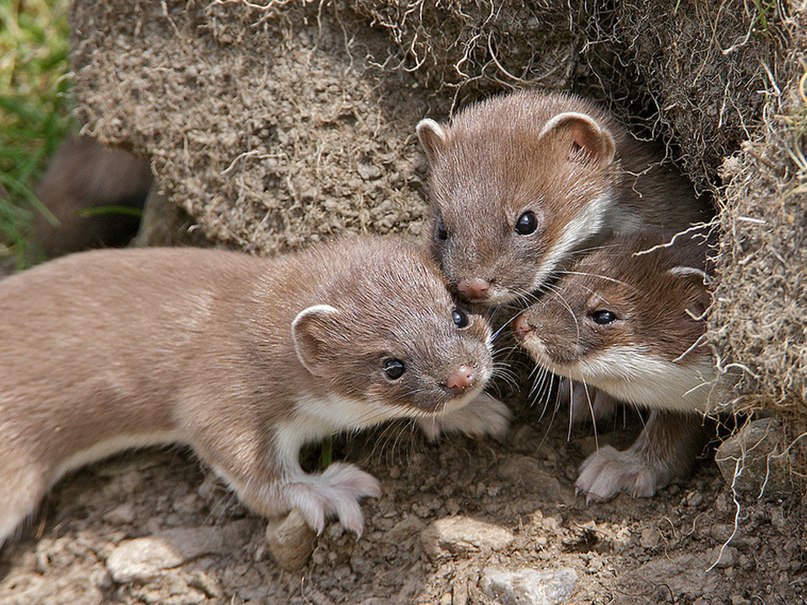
[71,1,442,256]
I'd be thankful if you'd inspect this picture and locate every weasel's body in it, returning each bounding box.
[513,231,713,500]
[417,90,710,304]
[34,135,152,257]
[0,237,508,544]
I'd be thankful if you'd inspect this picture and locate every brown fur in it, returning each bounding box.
[33,136,152,258]
[0,236,497,542]
[418,90,710,303]
[514,230,713,500]
[518,231,710,367]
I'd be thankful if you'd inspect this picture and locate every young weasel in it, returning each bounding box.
[416,90,709,305]
[0,236,510,545]
[513,230,713,500]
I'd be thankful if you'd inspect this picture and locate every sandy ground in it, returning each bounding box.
[1,391,803,604]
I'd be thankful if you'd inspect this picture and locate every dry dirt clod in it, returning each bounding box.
[481,567,578,605]
[264,508,318,571]
[106,521,252,583]
[420,516,514,558]
[497,455,567,502]
[715,417,803,499]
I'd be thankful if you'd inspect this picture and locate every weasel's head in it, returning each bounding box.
[512,232,712,410]
[291,237,493,419]
[417,91,619,306]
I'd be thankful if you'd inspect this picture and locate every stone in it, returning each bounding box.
[709,546,736,569]
[481,567,578,605]
[384,514,425,545]
[264,508,318,571]
[715,417,802,499]
[421,516,514,558]
[640,527,661,549]
[106,521,252,583]
[102,503,135,526]
[496,455,565,501]
[624,554,720,598]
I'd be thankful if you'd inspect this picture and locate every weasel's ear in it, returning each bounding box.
[416,118,448,164]
[292,304,341,377]
[538,112,615,165]
[668,267,711,320]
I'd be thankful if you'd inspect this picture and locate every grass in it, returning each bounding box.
[0,0,73,267]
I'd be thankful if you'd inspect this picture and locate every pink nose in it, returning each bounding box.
[445,364,475,393]
[457,278,491,301]
[513,314,534,339]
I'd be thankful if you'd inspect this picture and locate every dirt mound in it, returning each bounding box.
[71,1,441,256]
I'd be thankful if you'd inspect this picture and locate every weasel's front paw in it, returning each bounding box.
[417,392,511,441]
[557,378,617,425]
[576,445,669,502]
[284,462,381,536]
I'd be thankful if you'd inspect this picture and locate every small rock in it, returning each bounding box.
[304,590,337,605]
[639,527,661,549]
[709,546,736,569]
[511,425,541,453]
[103,504,135,526]
[421,516,514,558]
[385,514,425,544]
[481,567,578,605]
[173,493,201,515]
[238,585,271,601]
[625,554,719,597]
[497,455,564,501]
[106,521,251,583]
[265,508,317,571]
[714,417,801,499]
[685,491,703,507]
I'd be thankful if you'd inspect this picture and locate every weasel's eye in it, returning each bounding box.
[452,308,469,328]
[435,219,448,241]
[383,358,406,380]
[515,211,538,235]
[591,310,618,325]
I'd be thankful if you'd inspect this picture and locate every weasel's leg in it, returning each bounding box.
[277,462,381,536]
[417,392,511,441]
[575,410,709,501]
[0,462,48,546]
[195,434,380,537]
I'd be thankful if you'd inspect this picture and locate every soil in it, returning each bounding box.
[1,393,804,605]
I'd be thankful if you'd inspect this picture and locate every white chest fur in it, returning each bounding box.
[573,346,714,413]
[272,395,410,474]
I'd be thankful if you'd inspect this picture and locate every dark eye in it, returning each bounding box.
[452,308,469,328]
[515,211,538,235]
[591,310,618,325]
[435,219,448,241]
[383,358,406,380]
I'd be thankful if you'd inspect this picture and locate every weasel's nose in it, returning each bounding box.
[457,278,491,301]
[513,314,534,339]
[445,364,475,394]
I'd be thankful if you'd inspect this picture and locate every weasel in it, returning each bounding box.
[34,135,153,258]
[512,230,713,500]
[416,90,710,304]
[0,236,510,545]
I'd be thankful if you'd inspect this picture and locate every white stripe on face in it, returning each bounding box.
[529,191,615,293]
